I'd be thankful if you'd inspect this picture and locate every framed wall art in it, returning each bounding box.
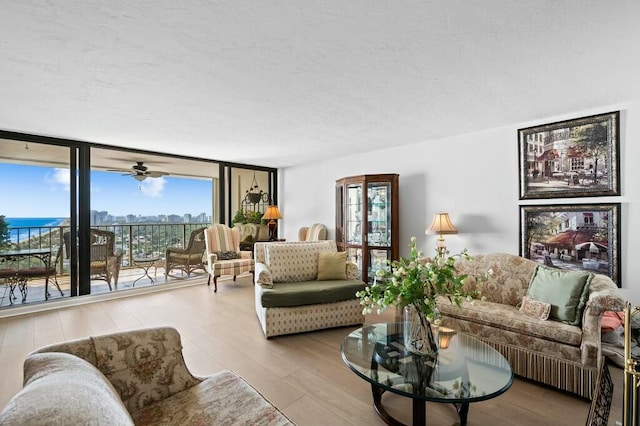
[519,203,621,286]
[518,111,620,199]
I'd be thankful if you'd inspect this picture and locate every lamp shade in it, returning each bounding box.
[426,212,457,235]
[263,205,283,220]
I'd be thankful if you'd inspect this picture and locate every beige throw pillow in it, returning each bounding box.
[520,295,552,320]
[317,251,347,281]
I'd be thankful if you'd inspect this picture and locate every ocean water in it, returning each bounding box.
[4,217,67,243]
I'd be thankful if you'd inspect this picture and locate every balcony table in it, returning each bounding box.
[0,248,55,304]
[132,256,160,286]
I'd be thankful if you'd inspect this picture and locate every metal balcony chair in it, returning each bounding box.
[14,245,65,300]
[164,227,207,278]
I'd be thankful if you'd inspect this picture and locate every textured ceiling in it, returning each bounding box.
[1,1,639,168]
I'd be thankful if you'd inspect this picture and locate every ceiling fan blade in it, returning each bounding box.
[147,171,169,178]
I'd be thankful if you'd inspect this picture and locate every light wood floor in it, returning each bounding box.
[0,274,624,425]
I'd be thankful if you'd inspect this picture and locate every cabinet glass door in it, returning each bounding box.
[367,182,392,247]
[346,183,363,245]
[347,248,362,280]
[368,249,390,283]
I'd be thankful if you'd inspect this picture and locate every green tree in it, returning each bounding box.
[526,213,561,254]
[0,215,11,249]
[570,122,609,184]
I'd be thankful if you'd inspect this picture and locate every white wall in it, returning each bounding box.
[280,100,639,304]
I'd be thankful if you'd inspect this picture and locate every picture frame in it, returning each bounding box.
[518,111,620,199]
[519,203,621,286]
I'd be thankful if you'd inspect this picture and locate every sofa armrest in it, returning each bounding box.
[580,274,624,367]
[585,274,625,314]
[254,262,273,288]
[26,327,202,416]
[30,336,98,366]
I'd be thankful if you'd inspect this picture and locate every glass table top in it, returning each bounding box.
[341,323,514,403]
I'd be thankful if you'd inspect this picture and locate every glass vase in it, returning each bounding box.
[403,305,439,356]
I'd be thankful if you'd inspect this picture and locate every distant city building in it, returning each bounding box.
[167,214,181,223]
[85,211,210,225]
[90,210,110,225]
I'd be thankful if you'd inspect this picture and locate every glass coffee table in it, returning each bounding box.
[341,323,513,426]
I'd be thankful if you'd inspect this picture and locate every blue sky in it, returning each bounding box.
[0,163,212,217]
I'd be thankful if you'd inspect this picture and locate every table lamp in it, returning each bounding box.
[438,326,457,349]
[426,212,458,259]
[262,205,283,241]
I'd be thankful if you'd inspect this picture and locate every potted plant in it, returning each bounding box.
[357,237,485,355]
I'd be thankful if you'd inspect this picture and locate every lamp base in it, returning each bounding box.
[268,220,277,241]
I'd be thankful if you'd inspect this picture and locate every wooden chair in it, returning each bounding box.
[165,227,207,278]
[64,230,123,291]
[89,229,123,290]
[204,224,254,292]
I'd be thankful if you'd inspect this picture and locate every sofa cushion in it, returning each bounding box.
[527,266,592,325]
[259,279,365,308]
[264,241,336,283]
[520,296,551,320]
[0,352,133,425]
[454,253,538,306]
[317,251,347,280]
[131,370,292,425]
[437,298,582,347]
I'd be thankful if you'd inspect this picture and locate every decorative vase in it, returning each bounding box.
[403,304,439,355]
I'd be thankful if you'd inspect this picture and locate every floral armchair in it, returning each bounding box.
[0,327,292,425]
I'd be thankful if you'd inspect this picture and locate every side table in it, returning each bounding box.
[132,256,160,286]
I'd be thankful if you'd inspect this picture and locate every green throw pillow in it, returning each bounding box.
[317,251,347,281]
[526,265,592,325]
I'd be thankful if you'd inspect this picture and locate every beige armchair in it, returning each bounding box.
[165,227,207,278]
[204,224,254,292]
[298,223,328,241]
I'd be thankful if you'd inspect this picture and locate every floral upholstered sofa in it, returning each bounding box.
[254,240,365,337]
[436,253,624,399]
[0,327,292,425]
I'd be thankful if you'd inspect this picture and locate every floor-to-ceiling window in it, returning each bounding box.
[0,132,276,310]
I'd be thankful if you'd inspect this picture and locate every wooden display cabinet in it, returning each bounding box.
[335,174,399,284]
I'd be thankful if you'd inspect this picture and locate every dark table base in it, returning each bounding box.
[371,384,469,426]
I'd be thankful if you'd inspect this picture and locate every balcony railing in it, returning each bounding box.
[6,223,209,272]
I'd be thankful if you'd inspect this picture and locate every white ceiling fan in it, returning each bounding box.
[108,161,169,181]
